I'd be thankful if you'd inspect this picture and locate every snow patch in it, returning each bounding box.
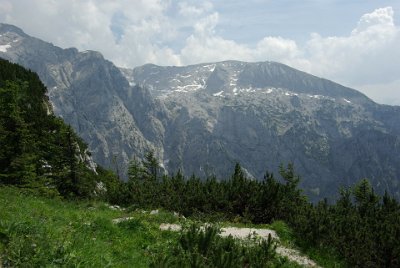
[213,91,224,97]
[206,120,216,132]
[308,94,323,99]
[305,94,336,102]
[174,88,188,93]
[343,98,352,103]
[240,87,256,93]
[203,64,216,72]
[229,72,239,87]
[180,74,192,78]
[284,92,298,96]
[175,84,204,92]
[0,44,11,52]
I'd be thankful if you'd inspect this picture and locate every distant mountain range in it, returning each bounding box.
[1,23,400,200]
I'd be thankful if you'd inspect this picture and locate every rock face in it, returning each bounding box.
[1,23,400,200]
[0,23,161,179]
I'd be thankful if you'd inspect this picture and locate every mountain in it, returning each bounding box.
[0,23,162,178]
[1,23,400,200]
[130,61,400,199]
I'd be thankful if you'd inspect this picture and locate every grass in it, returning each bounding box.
[216,220,346,268]
[269,221,346,268]
[0,186,346,267]
[0,186,180,267]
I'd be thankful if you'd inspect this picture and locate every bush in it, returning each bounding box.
[151,223,283,268]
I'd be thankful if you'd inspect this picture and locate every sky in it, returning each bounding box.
[0,0,399,104]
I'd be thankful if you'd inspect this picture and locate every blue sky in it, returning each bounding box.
[214,1,399,42]
[0,0,399,104]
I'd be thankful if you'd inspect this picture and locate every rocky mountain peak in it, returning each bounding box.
[0,23,28,37]
[1,23,400,201]
[130,60,371,106]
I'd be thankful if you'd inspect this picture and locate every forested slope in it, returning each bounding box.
[0,58,117,197]
[1,59,399,267]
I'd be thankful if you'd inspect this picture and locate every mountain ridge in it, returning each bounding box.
[1,23,400,200]
[130,59,370,101]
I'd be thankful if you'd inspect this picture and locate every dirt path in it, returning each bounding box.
[159,223,320,268]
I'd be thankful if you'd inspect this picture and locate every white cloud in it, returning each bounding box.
[0,1,11,13]
[300,7,399,86]
[299,6,400,103]
[0,0,180,67]
[180,13,302,65]
[178,1,213,17]
[0,1,399,103]
[179,6,400,101]
[180,12,257,64]
[193,11,218,35]
[353,6,394,34]
[255,36,301,62]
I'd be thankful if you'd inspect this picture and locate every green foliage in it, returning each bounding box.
[0,59,108,198]
[143,150,161,181]
[95,166,123,202]
[151,223,283,268]
[1,59,398,268]
[0,186,181,267]
[123,157,400,267]
[296,180,400,267]
[128,157,146,182]
[0,80,39,185]
[269,221,294,245]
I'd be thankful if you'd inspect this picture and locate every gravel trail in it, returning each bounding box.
[159,223,320,268]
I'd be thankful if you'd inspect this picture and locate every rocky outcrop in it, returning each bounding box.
[1,23,400,201]
[0,24,158,177]
[131,60,400,200]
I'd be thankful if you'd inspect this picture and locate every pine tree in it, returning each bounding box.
[128,157,145,182]
[142,150,160,181]
[0,80,39,185]
[0,59,99,198]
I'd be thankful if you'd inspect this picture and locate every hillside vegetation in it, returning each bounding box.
[1,59,399,267]
[118,159,400,267]
[0,58,119,198]
[0,186,171,267]
[0,187,310,267]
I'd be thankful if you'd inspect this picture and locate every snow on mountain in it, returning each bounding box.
[2,23,400,201]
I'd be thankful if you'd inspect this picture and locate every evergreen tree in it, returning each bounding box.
[0,58,100,198]
[0,80,39,185]
[128,157,145,182]
[142,150,160,181]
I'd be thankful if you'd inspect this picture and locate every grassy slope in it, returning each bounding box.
[0,187,344,267]
[0,187,180,267]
